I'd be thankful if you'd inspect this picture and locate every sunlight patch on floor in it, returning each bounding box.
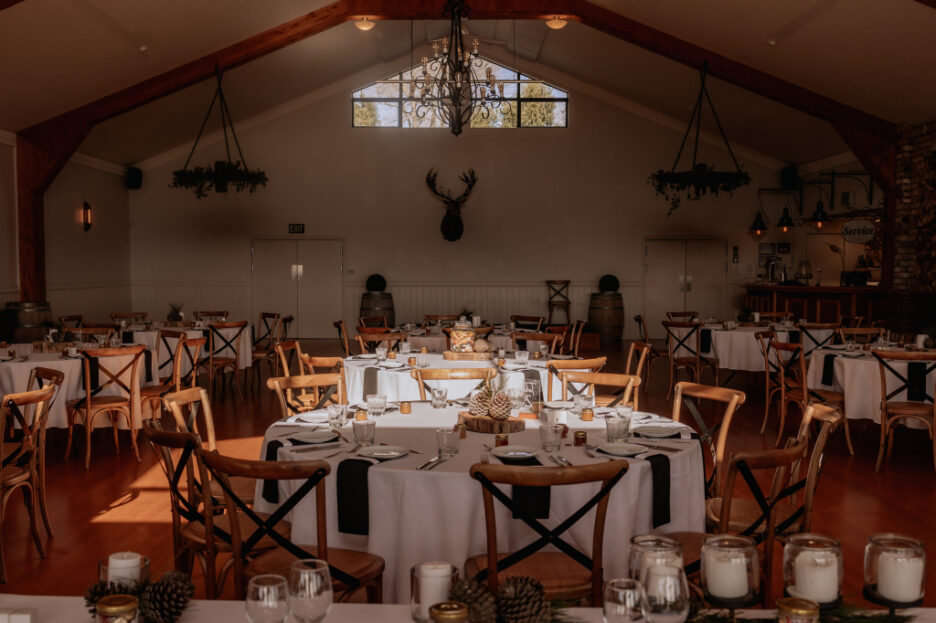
[90,489,172,523]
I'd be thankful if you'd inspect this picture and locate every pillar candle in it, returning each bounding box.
[793,550,839,603]
[877,552,924,603]
[107,551,143,583]
[640,551,684,587]
[704,550,749,599]
[416,562,453,621]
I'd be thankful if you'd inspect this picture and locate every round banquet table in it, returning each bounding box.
[254,404,705,602]
[344,353,578,405]
[670,324,835,372]
[402,330,537,354]
[806,346,931,428]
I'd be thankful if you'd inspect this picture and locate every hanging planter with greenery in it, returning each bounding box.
[171,69,268,199]
[649,63,750,215]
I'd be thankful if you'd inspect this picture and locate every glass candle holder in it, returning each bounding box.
[99,552,150,586]
[864,533,925,607]
[700,535,759,607]
[775,597,820,623]
[411,562,458,623]
[783,533,842,607]
[629,535,684,587]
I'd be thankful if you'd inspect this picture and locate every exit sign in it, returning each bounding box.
[288,223,305,234]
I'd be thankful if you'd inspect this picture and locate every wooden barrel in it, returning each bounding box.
[588,292,623,342]
[360,292,395,327]
[7,301,53,343]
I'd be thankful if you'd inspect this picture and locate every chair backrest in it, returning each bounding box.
[300,354,344,375]
[569,319,586,357]
[197,448,355,599]
[425,314,460,326]
[672,381,746,497]
[0,385,55,477]
[409,368,496,400]
[267,373,347,417]
[58,314,83,328]
[356,331,404,354]
[74,325,116,344]
[194,310,229,322]
[839,315,864,328]
[510,315,544,331]
[872,349,936,410]
[795,322,840,356]
[76,345,146,412]
[208,321,248,362]
[794,404,842,533]
[333,320,351,357]
[759,311,792,321]
[662,321,701,361]
[359,315,388,328]
[111,312,148,323]
[633,315,650,343]
[625,342,651,378]
[152,329,186,381]
[509,332,561,354]
[165,386,218,450]
[770,341,810,405]
[468,460,629,603]
[545,357,606,399]
[275,340,306,377]
[26,367,65,415]
[545,325,571,353]
[666,311,697,321]
[837,326,886,345]
[278,315,294,342]
[254,313,280,349]
[755,330,777,376]
[171,336,206,392]
[559,371,640,409]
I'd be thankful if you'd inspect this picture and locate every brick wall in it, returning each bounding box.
[894,121,936,293]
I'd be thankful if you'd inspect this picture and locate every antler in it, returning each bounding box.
[456,169,477,203]
[426,168,455,204]
[426,168,478,206]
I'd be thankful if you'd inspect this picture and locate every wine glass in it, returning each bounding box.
[642,565,690,623]
[288,559,333,623]
[604,578,647,623]
[246,574,288,623]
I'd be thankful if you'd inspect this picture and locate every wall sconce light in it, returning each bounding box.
[545,16,568,29]
[777,207,795,233]
[354,17,375,31]
[749,212,767,240]
[82,202,92,231]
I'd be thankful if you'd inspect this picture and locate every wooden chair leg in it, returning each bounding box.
[37,462,53,539]
[775,400,789,447]
[364,577,383,603]
[111,413,121,456]
[85,417,94,469]
[760,377,771,434]
[875,418,889,472]
[0,496,7,583]
[841,414,855,456]
[23,486,45,558]
[666,362,676,400]
[64,415,75,460]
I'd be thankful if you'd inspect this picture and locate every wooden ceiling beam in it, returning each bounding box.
[0,1,27,11]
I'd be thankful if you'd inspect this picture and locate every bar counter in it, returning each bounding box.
[745,283,888,322]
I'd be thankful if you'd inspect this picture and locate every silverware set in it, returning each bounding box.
[417,456,448,471]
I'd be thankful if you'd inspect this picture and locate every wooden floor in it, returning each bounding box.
[1,339,933,605]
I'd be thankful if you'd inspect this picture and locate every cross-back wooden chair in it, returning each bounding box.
[795,322,840,358]
[194,311,229,322]
[23,367,64,540]
[0,385,55,583]
[758,311,793,321]
[278,315,294,345]
[622,342,651,410]
[275,340,306,378]
[661,321,719,399]
[837,326,886,345]
[666,311,697,321]
[294,354,345,407]
[545,325,571,354]
[755,330,782,435]
[770,341,852,454]
[510,315,544,331]
[197,448,385,602]
[141,334,205,418]
[409,368,497,400]
[110,312,148,324]
[671,382,745,498]
[509,332,561,355]
[65,344,146,469]
[58,314,82,329]
[545,357,606,401]
[250,313,281,388]
[356,331,404,354]
[872,350,936,472]
[466,460,629,604]
[201,321,248,402]
[633,315,667,386]
[267,374,347,418]
[72,325,116,345]
[359,315,388,328]
[839,315,865,328]
[334,320,351,357]
[425,314,460,326]
[568,320,586,357]
[558,371,641,410]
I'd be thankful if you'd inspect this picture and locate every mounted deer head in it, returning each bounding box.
[426,168,478,242]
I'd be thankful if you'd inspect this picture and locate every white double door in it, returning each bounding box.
[250,239,342,338]
[644,239,727,340]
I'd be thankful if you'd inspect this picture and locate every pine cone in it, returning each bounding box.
[139,574,194,623]
[449,579,497,623]
[488,392,512,420]
[468,391,491,416]
[473,338,490,353]
[497,577,552,623]
[85,580,140,615]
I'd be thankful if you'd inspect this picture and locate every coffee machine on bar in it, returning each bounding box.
[767,256,787,284]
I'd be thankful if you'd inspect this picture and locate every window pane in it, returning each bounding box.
[520,82,566,99]
[402,101,448,128]
[520,101,566,127]
[353,80,400,99]
[353,101,400,127]
[470,101,517,128]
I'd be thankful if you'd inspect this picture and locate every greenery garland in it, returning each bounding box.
[687,599,914,623]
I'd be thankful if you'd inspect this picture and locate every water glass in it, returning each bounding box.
[616,405,634,419]
[506,387,525,409]
[431,387,448,409]
[366,394,387,417]
[353,419,376,447]
[375,345,388,361]
[436,427,460,458]
[326,405,347,432]
[417,353,430,368]
[246,574,288,623]
[538,343,550,359]
[287,560,333,623]
[643,565,690,623]
[573,393,594,413]
[605,415,630,443]
[604,578,647,623]
[515,350,530,366]
[539,423,563,452]
[400,342,412,355]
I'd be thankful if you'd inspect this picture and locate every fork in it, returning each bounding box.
[380,441,424,455]
[324,444,358,458]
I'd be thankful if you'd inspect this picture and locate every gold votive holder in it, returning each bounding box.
[574,431,587,446]
[408,356,417,366]
[581,407,594,421]
[497,358,506,367]
[388,351,397,359]
[456,424,467,439]
[400,401,412,414]
[420,346,428,354]
[532,351,542,359]
[494,434,509,447]
[355,410,368,421]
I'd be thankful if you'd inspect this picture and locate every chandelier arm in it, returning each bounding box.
[702,81,744,172]
[670,84,704,172]
[691,70,706,170]
[217,77,233,164]
[182,82,221,170]
[218,78,249,169]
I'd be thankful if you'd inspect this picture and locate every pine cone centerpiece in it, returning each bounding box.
[488,391,512,420]
[473,338,490,353]
[497,577,552,623]
[139,572,194,623]
[449,579,497,623]
[468,390,491,416]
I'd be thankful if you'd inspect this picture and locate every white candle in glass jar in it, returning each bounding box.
[107,551,143,583]
[878,552,925,603]
[793,550,839,603]
[640,551,684,586]
[704,550,749,599]
[416,562,453,621]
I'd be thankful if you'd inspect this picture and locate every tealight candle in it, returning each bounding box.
[412,562,455,623]
[355,410,368,421]
[877,552,925,603]
[701,536,757,601]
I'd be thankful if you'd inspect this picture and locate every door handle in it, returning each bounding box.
[686,275,693,292]
[678,274,685,292]
[297,264,304,280]
[290,264,297,280]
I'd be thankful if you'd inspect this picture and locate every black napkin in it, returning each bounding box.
[634,431,682,440]
[822,354,836,386]
[143,349,153,383]
[700,329,712,353]
[645,453,671,527]
[362,367,379,397]
[122,331,134,344]
[496,456,550,519]
[337,458,375,535]
[80,357,99,392]
[261,438,317,503]
[907,362,928,402]
[787,330,800,344]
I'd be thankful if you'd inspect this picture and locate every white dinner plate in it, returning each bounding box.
[491,445,538,461]
[544,401,574,409]
[290,430,339,444]
[293,411,328,423]
[549,354,576,360]
[633,425,681,438]
[357,445,409,460]
[500,362,525,370]
[355,353,378,359]
[380,360,405,368]
[598,442,649,457]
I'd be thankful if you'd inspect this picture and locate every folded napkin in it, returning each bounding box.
[122,331,135,344]
[80,357,100,393]
[822,354,836,386]
[143,349,153,383]
[700,329,712,354]
[644,453,671,528]
[362,366,379,397]
[261,437,320,503]
[908,362,928,402]
[634,431,682,440]
[787,330,800,344]
[337,458,378,535]
[496,455,550,519]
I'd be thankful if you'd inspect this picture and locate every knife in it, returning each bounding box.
[288,443,343,454]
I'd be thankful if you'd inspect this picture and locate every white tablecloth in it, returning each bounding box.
[670,325,835,372]
[126,328,205,379]
[0,350,145,429]
[806,347,931,428]
[255,405,703,603]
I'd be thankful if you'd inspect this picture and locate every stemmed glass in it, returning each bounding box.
[604,578,647,623]
[246,574,288,623]
[287,559,333,623]
[642,565,690,623]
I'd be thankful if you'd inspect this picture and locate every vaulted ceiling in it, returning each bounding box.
[2,0,934,166]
